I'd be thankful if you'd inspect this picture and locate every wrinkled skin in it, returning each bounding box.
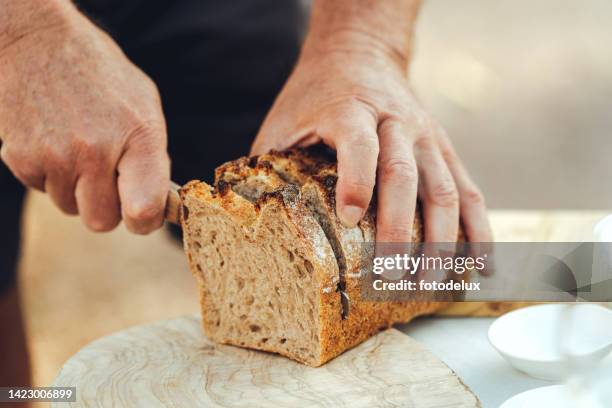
[252,49,492,245]
[0,6,169,234]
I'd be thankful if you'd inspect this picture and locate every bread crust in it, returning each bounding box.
[181,145,462,366]
[254,147,444,365]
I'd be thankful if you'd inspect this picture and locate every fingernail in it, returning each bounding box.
[339,205,363,227]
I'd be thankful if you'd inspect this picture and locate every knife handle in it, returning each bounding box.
[165,181,182,225]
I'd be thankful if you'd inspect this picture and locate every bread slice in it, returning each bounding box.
[180,146,453,366]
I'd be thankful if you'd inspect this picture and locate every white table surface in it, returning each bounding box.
[400,316,612,408]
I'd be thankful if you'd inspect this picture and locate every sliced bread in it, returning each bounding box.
[180,145,456,366]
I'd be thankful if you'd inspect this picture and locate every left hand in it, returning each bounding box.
[251,48,492,245]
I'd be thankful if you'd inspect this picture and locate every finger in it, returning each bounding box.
[43,147,78,214]
[75,168,121,232]
[117,140,170,235]
[415,135,459,243]
[434,128,494,275]
[375,119,418,244]
[322,109,379,227]
[45,172,78,215]
[435,128,493,243]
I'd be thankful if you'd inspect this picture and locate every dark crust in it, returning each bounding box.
[268,146,337,178]
[266,147,467,366]
[311,173,338,209]
[182,144,467,367]
[256,184,301,210]
[247,155,259,168]
[216,179,231,196]
[258,159,274,171]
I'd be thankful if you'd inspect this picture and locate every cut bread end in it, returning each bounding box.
[180,146,461,367]
[180,180,339,366]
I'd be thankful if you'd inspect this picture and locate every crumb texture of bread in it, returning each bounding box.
[181,145,461,366]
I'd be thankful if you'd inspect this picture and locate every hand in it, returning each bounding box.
[252,49,492,244]
[0,4,169,234]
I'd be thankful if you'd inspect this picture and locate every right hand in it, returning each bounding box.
[0,3,170,234]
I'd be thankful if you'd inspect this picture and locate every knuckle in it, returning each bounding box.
[462,187,486,206]
[428,179,459,207]
[124,200,163,223]
[1,144,43,189]
[14,165,41,185]
[379,157,418,184]
[74,136,109,162]
[338,178,373,207]
[413,133,436,152]
[0,143,23,165]
[5,156,42,186]
[45,144,74,174]
[411,113,434,134]
[379,224,413,242]
[440,146,456,165]
[341,172,375,190]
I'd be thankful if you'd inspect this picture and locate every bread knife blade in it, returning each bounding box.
[165,181,182,225]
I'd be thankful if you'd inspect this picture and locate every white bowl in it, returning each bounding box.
[594,214,612,242]
[500,384,606,408]
[488,303,612,381]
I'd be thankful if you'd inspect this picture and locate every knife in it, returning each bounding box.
[165,181,182,225]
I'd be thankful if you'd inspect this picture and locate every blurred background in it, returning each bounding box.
[412,0,612,209]
[15,0,612,386]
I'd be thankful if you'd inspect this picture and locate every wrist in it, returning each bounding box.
[0,0,77,51]
[300,28,412,72]
[300,0,420,72]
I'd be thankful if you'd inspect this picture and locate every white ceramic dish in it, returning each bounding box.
[500,384,606,408]
[594,214,612,242]
[488,303,612,381]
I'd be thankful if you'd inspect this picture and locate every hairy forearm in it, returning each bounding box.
[0,0,75,50]
[302,0,422,68]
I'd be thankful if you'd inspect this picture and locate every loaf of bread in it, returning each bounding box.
[179,145,461,366]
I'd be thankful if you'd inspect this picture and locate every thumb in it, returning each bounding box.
[117,131,170,234]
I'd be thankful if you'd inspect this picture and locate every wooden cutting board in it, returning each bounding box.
[52,210,607,407]
[53,315,479,407]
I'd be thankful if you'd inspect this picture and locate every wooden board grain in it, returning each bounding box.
[53,315,479,408]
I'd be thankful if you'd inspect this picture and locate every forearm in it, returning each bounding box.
[0,0,76,50]
[302,0,422,68]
